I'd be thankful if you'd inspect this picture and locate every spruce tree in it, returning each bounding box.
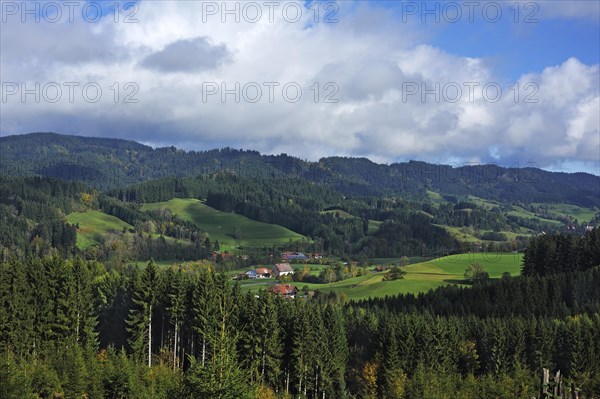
[127,260,158,367]
[166,268,187,369]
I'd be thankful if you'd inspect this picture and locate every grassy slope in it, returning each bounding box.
[141,198,306,248]
[67,210,132,250]
[532,203,598,224]
[237,253,523,301]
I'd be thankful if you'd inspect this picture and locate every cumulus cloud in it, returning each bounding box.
[1,0,598,174]
[140,37,230,73]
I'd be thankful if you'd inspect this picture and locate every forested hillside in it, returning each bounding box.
[2,133,599,207]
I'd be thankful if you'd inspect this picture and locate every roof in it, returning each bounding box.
[255,267,270,274]
[269,284,298,295]
[273,263,294,273]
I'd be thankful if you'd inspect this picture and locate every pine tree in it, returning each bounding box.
[60,344,88,399]
[192,269,217,367]
[322,304,348,398]
[0,257,34,356]
[184,273,252,398]
[51,257,77,343]
[71,258,99,350]
[377,313,406,399]
[237,291,283,389]
[166,268,187,369]
[0,351,31,399]
[127,260,158,367]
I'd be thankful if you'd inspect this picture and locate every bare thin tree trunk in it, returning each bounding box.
[261,345,266,378]
[148,309,152,367]
[286,370,290,395]
[76,311,80,342]
[173,318,178,369]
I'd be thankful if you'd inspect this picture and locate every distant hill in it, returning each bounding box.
[1,132,599,206]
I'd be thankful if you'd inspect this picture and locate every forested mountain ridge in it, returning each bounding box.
[2,132,599,206]
[2,133,599,263]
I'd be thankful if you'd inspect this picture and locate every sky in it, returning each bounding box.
[1,0,599,174]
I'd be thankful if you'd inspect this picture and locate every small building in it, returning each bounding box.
[272,263,294,278]
[268,284,299,298]
[281,251,308,261]
[255,267,271,278]
[246,270,258,279]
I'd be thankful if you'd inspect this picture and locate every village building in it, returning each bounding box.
[255,267,271,278]
[272,263,294,278]
[268,284,299,298]
[246,267,272,279]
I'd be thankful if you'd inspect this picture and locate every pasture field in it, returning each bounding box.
[67,210,132,250]
[531,203,598,224]
[141,198,307,249]
[236,253,523,301]
[507,207,563,226]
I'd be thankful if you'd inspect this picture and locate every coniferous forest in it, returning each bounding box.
[1,134,600,398]
[2,232,600,398]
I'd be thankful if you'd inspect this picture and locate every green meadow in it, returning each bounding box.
[532,203,598,224]
[141,198,307,249]
[67,210,132,250]
[236,253,523,301]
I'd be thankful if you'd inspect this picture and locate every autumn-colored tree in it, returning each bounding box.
[360,361,379,399]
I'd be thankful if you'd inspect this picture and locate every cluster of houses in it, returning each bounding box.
[244,263,294,279]
[231,252,324,299]
[236,263,300,298]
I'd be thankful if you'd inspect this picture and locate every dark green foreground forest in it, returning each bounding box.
[2,229,600,399]
[1,133,600,398]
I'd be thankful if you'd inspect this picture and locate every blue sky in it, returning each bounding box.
[1,0,599,174]
[367,0,600,80]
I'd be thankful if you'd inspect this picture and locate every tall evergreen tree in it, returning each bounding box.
[127,260,158,367]
[165,268,187,369]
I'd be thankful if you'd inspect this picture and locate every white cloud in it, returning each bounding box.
[1,0,598,173]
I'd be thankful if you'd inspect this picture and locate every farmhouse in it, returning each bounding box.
[268,284,299,298]
[272,263,294,278]
[255,267,271,278]
[246,268,272,279]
